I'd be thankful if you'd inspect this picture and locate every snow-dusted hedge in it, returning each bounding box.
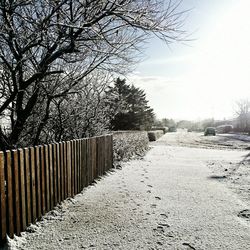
[151,127,168,134]
[113,131,149,163]
[147,130,164,141]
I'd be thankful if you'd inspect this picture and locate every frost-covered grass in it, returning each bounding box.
[113,131,149,163]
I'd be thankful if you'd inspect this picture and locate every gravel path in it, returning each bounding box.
[7,133,250,250]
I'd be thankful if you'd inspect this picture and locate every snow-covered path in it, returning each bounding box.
[9,134,250,249]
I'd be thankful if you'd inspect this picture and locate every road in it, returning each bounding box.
[7,132,250,250]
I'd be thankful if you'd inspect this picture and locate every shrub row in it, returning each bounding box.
[151,127,168,134]
[147,130,164,141]
[113,131,149,163]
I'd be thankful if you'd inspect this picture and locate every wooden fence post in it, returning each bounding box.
[35,146,41,219]
[95,137,99,177]
[67,142,71,197]
[85,139,89,185]
[78,140,81,192]
[18,149,26,232]
[111,134,114,169]
[77,140,80,193]
[49,145,54,209]
[105,136,109,171]
[0,152,6,243]
[40,146,46,215]
[12,150,21,236]
[104,136,108,172]
[101,137,105,175]
[6,151,14,238]
[53,144,58,206]
[98,137,102,176]
[63,142,68,198]
[44,145,50,212]
[59,142,64,201]
[92,138,97,180]
[81,139,86,189]
[109,135,113,170]
[24,148,31,226]
[56,143,61,204]
[71,140,75,197]
[73,140,78,195]
[89,138,93,184]
[30,147,36,223]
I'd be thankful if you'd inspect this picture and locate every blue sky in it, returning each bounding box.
[129,0,250,121]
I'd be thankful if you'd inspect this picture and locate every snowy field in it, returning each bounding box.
[4,132,250,250]
[161,131,250,150]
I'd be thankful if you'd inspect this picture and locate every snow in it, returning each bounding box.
[5,132,250,249]
[219,133,250,142]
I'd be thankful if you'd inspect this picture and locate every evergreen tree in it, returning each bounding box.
[108,78,154,130]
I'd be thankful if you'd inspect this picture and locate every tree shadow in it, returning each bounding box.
[208,175,227,180]
[241,152,250,163]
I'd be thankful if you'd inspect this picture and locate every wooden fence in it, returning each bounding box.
[0,135,113,244]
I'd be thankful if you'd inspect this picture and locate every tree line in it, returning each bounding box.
[155,98,250,134]
[0,0,185,150]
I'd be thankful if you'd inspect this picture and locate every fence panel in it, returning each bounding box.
[0,135,113,245]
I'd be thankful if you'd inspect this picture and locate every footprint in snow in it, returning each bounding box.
[160,213,168,219]
[157,222,170,227]
[238,209,250,219]
[153,225,165,233]
[182,242,196,250]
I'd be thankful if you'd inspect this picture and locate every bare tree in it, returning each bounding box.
[235,99,250,133]
[44,72,114,143]
[0,0,186,149]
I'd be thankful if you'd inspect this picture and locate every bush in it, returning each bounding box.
[147,130,164,141]
[113,131,149,163]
